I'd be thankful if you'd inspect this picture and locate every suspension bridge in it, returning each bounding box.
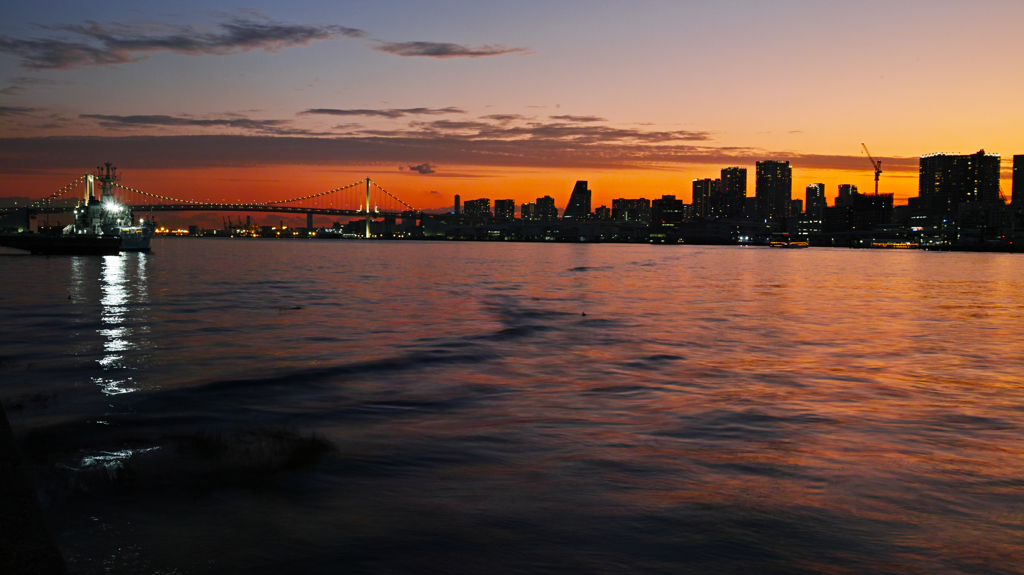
[12,170,423,238]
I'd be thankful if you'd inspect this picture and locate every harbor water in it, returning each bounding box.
[2,238,1024,574]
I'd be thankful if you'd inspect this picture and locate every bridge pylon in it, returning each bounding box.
[365,178,371,239]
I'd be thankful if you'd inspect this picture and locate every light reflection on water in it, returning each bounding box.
[3,239,1024,574]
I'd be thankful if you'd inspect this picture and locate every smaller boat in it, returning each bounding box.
[64,163,154,251]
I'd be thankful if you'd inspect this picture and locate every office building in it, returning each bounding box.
[650,195,685,243]
[755,160,792,222]
[536,196,558,221]
[463,198,491,218]
[612,198,651,222]
[805,184,825,219]
[721,167,747,219]
[454,194,461,216]
[494,199,515,221]
[594,206,612,220]
[562,181,592,220]
[520,202,537,221]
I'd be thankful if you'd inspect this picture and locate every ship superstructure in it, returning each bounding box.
[65,163,154,251]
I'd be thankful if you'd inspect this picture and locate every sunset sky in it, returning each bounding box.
[2,0,1023,217]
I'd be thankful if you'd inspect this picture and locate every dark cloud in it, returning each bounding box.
[407,162,436,174]
[0,134,921,175]
[481,114,528,122]
[0,19,365,70]
[0,105,41,116]
[81,113,290,131]
[549,115,606,123]
[300,107,465,119]
[400,118,712,144]
[372,41,529,58]
[78,113,341,136]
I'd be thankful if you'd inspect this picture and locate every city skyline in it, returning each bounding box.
[2,1,1023,210]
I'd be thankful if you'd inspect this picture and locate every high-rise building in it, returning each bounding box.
[691,178,720,219]
[790,199,803,215]
[1014,155,1023,207]
[755,160,792,221]
[562,181,592,220]
[805,184,825,219]
[911,150,1001,224]
[494,199,515,221]
[454,194,461,215]
[650,195,685,243]
[836,184,858,207]
[824,191,894,233]
[463,198,491,218]
[720,167,747,218]
[594,206,611,220]
[520,202,537,221]
[612,198,651,222]
[536,196,558,221]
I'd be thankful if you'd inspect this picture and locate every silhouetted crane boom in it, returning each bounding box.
[861,143,882,195]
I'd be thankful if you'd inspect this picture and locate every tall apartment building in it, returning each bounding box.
[536,196,559,221]
[720,167,747,219]
[755,160,792,222]
[463,198,491,218]
[612,198,651,222]
[911,150,1001,224]
[494,199,515,221]
[562,181,592,220]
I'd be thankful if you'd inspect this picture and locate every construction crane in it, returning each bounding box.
[861,143,882,196]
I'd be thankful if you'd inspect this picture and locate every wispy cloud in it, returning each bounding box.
[481,114,529,122]
[549,115,606,123]
[78,112,341,136]
[0,105,41,116]
[372,41,529,58]
[300,107,465,119]
[0,18,365,70]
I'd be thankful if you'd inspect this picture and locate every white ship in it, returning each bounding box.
[64,163,155,251]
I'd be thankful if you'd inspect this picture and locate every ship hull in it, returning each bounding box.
[0,233,121,255]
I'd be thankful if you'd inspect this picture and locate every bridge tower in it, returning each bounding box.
[365,178,371,239]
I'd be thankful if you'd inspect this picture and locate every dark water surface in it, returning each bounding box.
[3,238,1024,574]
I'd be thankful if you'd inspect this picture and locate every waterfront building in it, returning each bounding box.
[836,184,858,207]
[650,195,685,243]
[824,189,894,233]
[594,206,612,220]
[494,199,515,221]
[910,150,1001,225]
[562,181,592,220]
[755,160,792,222]
[1014,155,1023,207]
[521,202,537,221]
[463,198,492,218]
[612,198,651,222]
[692,178,721,219]
[720,167,747,219]
[805,184,825,219]
[536,196,559,221]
